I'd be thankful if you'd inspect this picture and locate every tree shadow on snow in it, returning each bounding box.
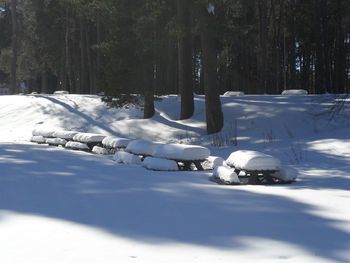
[0,143,349,262]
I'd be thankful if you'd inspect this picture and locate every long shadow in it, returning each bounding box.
[1,143,349,262]
[35,95,119,136]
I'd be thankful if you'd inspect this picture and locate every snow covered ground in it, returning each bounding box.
[0,93,349,262]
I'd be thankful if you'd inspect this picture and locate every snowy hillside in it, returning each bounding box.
[0,93,350,263]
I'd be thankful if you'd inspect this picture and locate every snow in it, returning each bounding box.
[213,166,240,184]
[274,167,298,181]
[52,130,79,140]
[142,157,179,171]
[32,128,55,138]
[65,141,90,151]
[126,139,160,156]
[54,90,69,95]
[282,89,308,95]
[46,138,67,146]
[226,150,281,171]
[0,94,350,263]
[113,151,142,165]
[102,136,130,149]
[73,133,106,143]
[152,143,210,161]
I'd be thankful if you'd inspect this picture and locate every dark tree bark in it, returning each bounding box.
[10,0,17,94]
[257,0,268,93]
[79,16,88,94]
[177,0,194,119]
[143,62,155,119]
[199,4,223,134]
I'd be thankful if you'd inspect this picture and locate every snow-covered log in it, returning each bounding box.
[142,157,179,171]
[46,138,67,146]
[102,136,130,149]
[52,130,79,140]
[125,139,160,156]
[73,133,106,143]
[213,166,240,184]
[281,89,308,95]
[30,136,47,144]
[113,151,142,165]
[65,141,90,151]
[226,150,281,171]
[152,143,210,161]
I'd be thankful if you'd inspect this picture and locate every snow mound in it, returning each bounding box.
[73,133,106,143]
[46,138,67,146]
[102,136,130,149]
[52,131,79,140]
[152,143,210,161]
[32,128,55,138]
[223,91,245,97]
[30,136,46,144]
[226,150,281,170]
[142,157,179,171]
[274,167,298,181]
[113,151,142,165]
[65,141,90,151]
[202,156,226,170]
[281,89,308,95]
[126,139,160,156]
[213,166,240,184]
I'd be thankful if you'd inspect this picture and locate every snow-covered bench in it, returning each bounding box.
[125,139,161,159]
[73,133,106,150]
[102,136,130,153]
[151,143,210,171]
[222,150,293,184]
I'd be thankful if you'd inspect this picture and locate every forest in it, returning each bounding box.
[0,0,349,133]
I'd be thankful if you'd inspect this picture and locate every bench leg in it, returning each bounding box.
[193,161,204,171]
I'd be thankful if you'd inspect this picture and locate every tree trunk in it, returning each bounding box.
[143,62,155,119]
[177,0,194,119]
[257,0,268,93]
[334,0,346,93]
[199,4,223,134]
[10,0,17,94]
[79,16,88,94]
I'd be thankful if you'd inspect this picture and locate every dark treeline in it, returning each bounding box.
[0,0,349,133]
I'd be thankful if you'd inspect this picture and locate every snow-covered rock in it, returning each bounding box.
[102,136,130,149]
[32,128,55,138]
[65,141,90,151]
[142,157,179,171]
[152,143,210,161]
[73,133,106,143]
[226,150,281,171]
[113,151,142,165]
[126,139,160,156]
[213,166,240,184]
[92,146,110,155]
[30,136,46,144]
[274,167,298,181]
[46,138,67,146]
[52,130,79,140]
[223,91,245,97]
[281,89,308,96]
[202,156,226,170]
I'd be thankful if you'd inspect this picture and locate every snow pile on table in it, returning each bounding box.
[142,157,179,171]
[274,167,298,181]
[281,89,308,96]
[223,91,245,97]
[126,139,160,156]
[213,166,240,184]
[92,146,110,155]
[32,128,55,138]
[202,156,226,170]
[52,130,78,140]
[102,136,130,149]
[152,143,210,161]
[30,136,46,144]
[65,141,90,151]
[46,138,67,146]
[73,133,106,143]
[226,150,281,170]
[113,151,142,165]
